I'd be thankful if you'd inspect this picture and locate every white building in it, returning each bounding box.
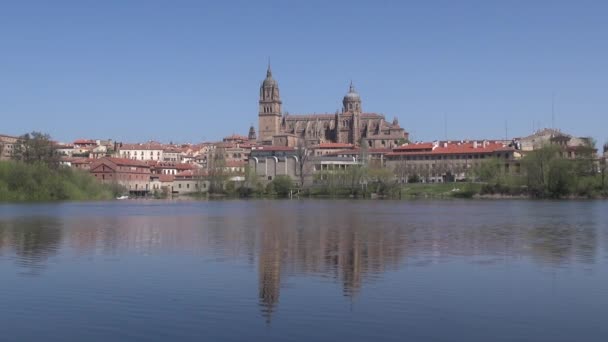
[119,142,164,161]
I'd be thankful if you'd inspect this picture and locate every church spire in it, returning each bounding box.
[267,58,272,78]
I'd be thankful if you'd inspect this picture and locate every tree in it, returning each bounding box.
[12,132,59,168]
[207,146,227,194]
[238,164,263,197]
[474,157,503,184]
[521,144,561,196]
[368,167,396,196]
[271,175,293,198]
[599,142,608,192]
[295,138,310,187]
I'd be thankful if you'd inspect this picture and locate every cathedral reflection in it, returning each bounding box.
[0,201,605,323]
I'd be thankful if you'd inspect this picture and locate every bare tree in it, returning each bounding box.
[207,146,227,193]
[295,138,310,187]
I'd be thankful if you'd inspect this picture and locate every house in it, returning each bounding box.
[71,158,94,170]
[90,157,151,195]
[0,134,20,161]
[172,170,209,195]
[118,142,164,161]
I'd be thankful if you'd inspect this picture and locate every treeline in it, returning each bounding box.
[0,132,121,202]
[476,144,607,198]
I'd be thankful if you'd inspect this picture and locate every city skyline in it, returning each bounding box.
[1,1,606,144]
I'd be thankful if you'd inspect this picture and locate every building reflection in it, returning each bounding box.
[0,201,606,321]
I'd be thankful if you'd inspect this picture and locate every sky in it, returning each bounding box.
[1,0,607,145]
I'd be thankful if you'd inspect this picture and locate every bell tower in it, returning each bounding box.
[342,81,362,144]
[258,63,282,143]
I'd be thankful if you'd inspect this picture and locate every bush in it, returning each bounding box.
[0,161,116,202]
[271,175,293,198]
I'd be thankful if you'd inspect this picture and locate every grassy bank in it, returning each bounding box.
[0,161,119,202]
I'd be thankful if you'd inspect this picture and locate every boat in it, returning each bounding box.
[116,195,129,200]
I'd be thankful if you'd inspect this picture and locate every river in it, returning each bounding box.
[1,200,607,341]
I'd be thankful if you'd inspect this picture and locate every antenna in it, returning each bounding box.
[444,113,447,140]
[505,120,508,140]
[551,92,555,130]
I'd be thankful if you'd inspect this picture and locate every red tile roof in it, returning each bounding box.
[99,157,150,167]
[393,143,434,151]
[71,158,94,164]
[159,174,174,182]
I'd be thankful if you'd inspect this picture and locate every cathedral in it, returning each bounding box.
[257,65,409,149]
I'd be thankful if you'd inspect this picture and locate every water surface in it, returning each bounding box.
[1,200,607,341]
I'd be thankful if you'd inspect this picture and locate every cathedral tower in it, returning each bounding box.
[342,81,362,114]
[342,81,362,144]
[258,64,282,143]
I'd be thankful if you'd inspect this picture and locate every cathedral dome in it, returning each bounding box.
[343,82,360,101]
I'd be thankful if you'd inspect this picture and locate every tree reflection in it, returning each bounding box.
[0,201,604,323]
[0,217,62,275]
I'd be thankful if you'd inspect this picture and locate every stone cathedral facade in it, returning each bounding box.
[257,66,409,148]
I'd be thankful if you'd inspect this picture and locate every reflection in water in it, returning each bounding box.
[0,201,607,325]
[0,217,63,275]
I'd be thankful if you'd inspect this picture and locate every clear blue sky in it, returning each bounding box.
[1,0,606,145]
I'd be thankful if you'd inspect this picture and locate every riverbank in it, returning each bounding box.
[175,182,604,200]
[0,161,120,202]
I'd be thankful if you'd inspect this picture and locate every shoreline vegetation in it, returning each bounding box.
[0,132,123,202]
[187,141,606,200]
[0,160,122,202]
[1,131,606,202]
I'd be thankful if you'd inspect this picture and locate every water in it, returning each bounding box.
[0,200,607,342]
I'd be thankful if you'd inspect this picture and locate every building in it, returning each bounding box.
[311,143,355,156]
[162,147,182,162]
[249,146,300,182]
[73,139,97,149]
[118,142,164,161]
[89,157,151,194]
[0,134,19,161]
[385,140,517,183]
[515,128,593,153]
[257,65,408,148]
[172,170,209,195]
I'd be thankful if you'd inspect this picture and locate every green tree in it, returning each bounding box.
[271,175,293,198]
[521,144,561,197]
[12,132,59,168]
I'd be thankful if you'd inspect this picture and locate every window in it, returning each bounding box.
[178,184,182,188]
